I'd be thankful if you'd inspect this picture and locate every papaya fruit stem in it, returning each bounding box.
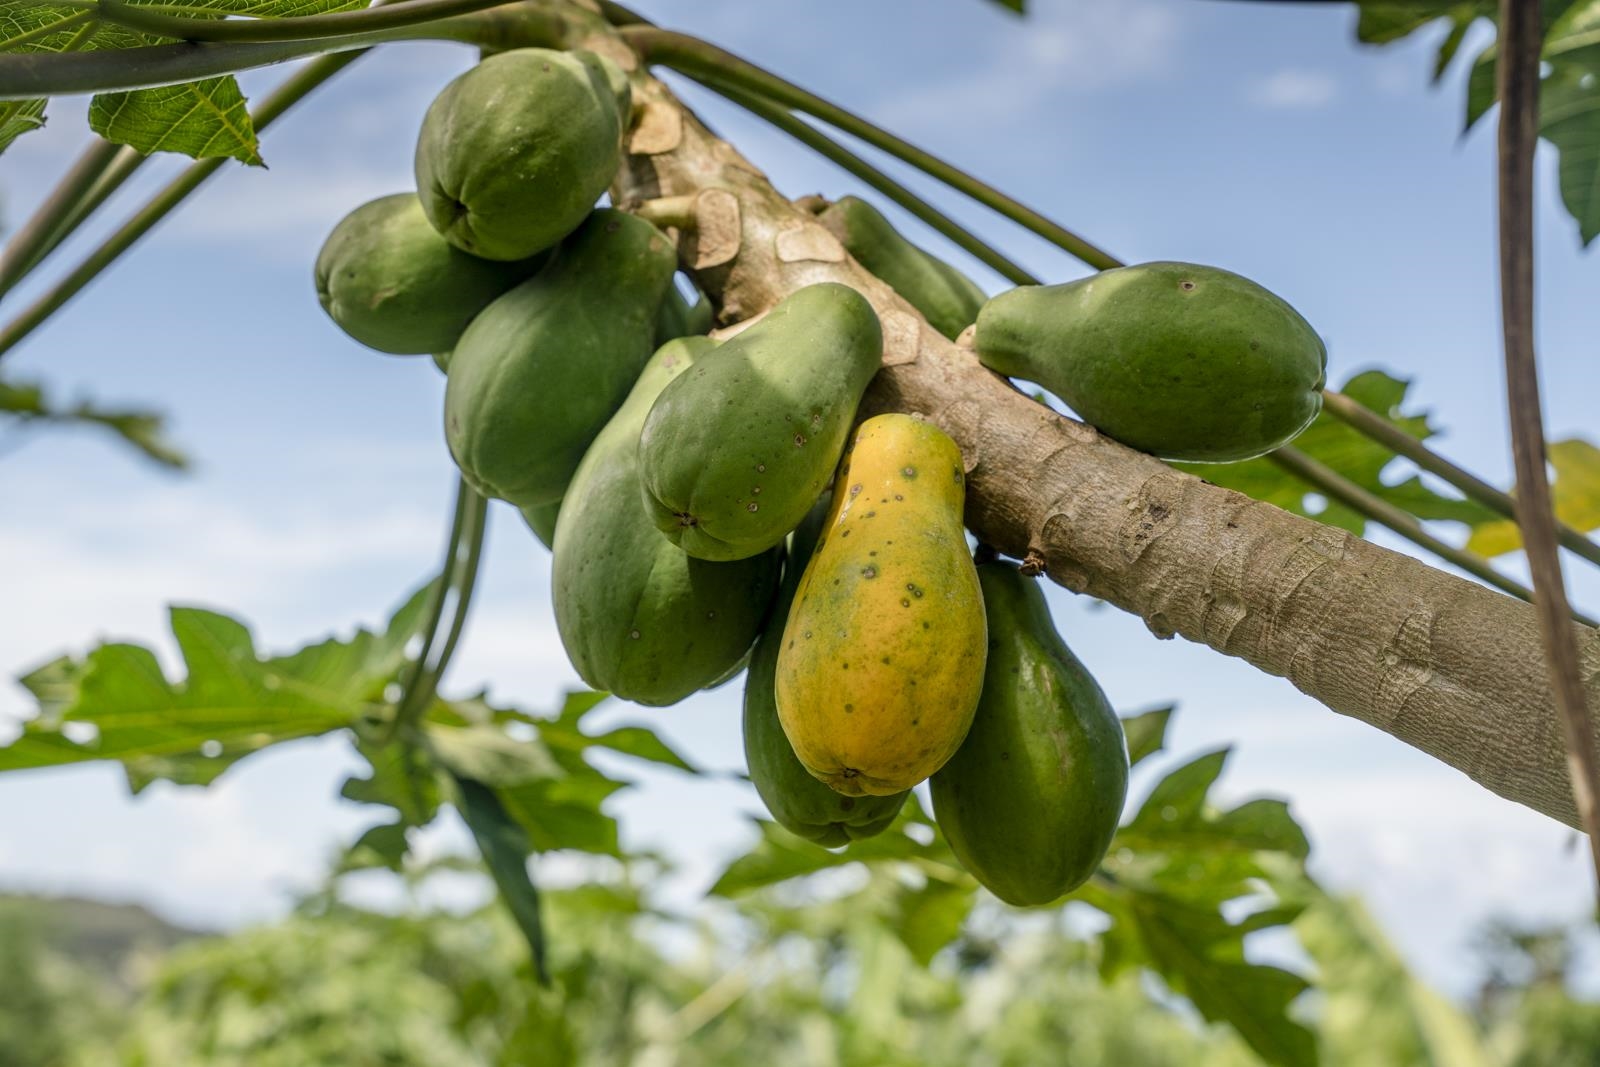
[631,194,697,229]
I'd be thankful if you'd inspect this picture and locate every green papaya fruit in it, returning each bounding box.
[313,193,545,355]
[553,337,781,706]
[414,48,629,261]
[445,209,678,507]
[637,283,883,561]
[817,196,986,340]
[520,498,560,550]
[653,275,715,345]
[930,561,1128,906]
[744,496,907,846]
[973,261,1326,463]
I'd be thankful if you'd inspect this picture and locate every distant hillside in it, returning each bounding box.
[0,892,206,990]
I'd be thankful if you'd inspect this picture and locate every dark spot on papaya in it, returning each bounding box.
[752,486,762,495]
[881,656,890,665]
[1250,339,1261,351]
[841,530,851,538]
[787,640,794,649]
[747,502,759,512]
[902,466,917,479]
[839,797,855,811]
[866,511,877,518]
[629,630,641,640]
[861,565,878,578]
[868,550,877,557]
[921,621,930,630]
[1179,280,1195,291]
[803,631,813,639]
[907,583,923,598]
[894,494,904,501]
[953,467,964,484]
[912,718,920,726]
[1000,751,1010,761]
[849,483,862,496]
[901,598,910,607]
[757,463,766,473]
[794,433,807,447]
[844,705,855,714]
[706,610,716,619]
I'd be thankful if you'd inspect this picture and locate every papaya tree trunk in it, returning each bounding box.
[587,31,1600,831]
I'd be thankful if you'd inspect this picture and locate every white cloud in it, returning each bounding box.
[875,1,1182,130]
[1249,69,1338,110]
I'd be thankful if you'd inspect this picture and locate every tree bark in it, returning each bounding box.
[590,34,1600,831]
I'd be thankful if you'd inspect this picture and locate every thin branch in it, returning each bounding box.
[1321,388,1600,570]
[6,145,148,292]
[704,82,1037,286]
[1268,446,1598,627]
[92,0,522,44]
[409,488,489,713]
[1496,0,1600,877]
[619,26,1124,272]
[0,138,122,298]
[386,480,472,744]
[0,5,552,99]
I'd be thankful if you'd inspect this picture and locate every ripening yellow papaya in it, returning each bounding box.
[774,414,986,796]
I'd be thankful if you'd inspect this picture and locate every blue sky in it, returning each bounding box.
[3,0,1599,1000]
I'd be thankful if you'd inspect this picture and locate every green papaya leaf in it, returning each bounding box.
[425,722,565,786]
[1084,877,1316,1067]
[0,378,188,468]
[1538,64,1600,244]
[0,582,433,781]
[889,878,976,967]
[342,734,442,827]
[583,725,697,772]
[1121,704,1174,768]
[0,0,364,161]
[1354,2,1485,48]
[1467,438,1600,555]
[1174,369,1499,536]
[89,79,263,166]
[494,772,624,857]
[341,820,410,873]
[450,770,549,982]
[0,98,45,154]
[503,689,699,774]
[710,800,955,897]
[1067,744,1316,1067]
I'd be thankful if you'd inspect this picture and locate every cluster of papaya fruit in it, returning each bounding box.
[313,46,1328,906]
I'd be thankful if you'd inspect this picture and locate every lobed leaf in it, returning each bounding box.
[0,583,434,782]
[1467,438,1600,554]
